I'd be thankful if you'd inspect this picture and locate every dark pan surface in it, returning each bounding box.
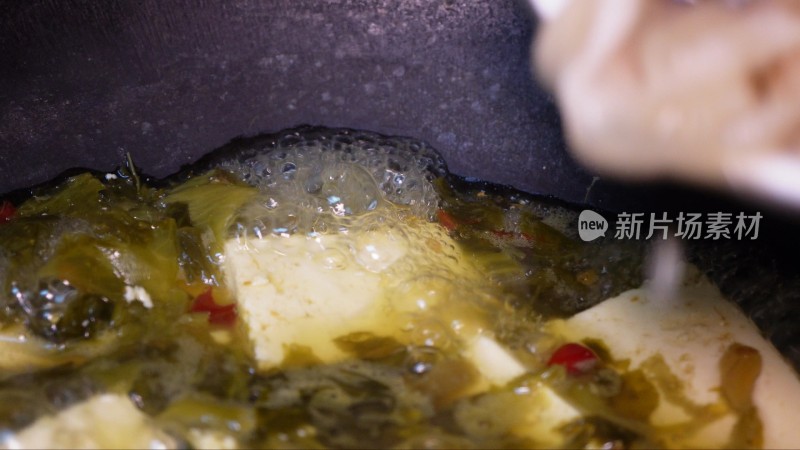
[1,1,583,200]
[1,0,753,213]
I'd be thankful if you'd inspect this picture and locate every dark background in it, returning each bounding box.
[3,0,800,249]
[0,2,567,194]
[0,0,708,212]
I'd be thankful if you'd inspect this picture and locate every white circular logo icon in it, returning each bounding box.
[578,210,608,242]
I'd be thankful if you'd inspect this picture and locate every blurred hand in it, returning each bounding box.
[532,0,800,208]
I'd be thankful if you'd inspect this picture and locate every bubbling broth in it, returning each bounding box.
[0,127,797,449]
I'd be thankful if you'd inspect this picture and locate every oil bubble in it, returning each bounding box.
[217,127,449,236]
[405,346,442,376]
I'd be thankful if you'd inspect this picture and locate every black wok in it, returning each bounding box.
[2,0,800,366]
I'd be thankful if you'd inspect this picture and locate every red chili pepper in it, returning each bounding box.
[489,229,515,238]
[190,288,237,326]
[436,209,459,232]
[0,200,16,223]
[547,343,599,375]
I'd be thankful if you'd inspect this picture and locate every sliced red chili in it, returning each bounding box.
[547,342,599,375]
[0,200,16,223]
[436,209,459,232]
[190,288,237,326]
